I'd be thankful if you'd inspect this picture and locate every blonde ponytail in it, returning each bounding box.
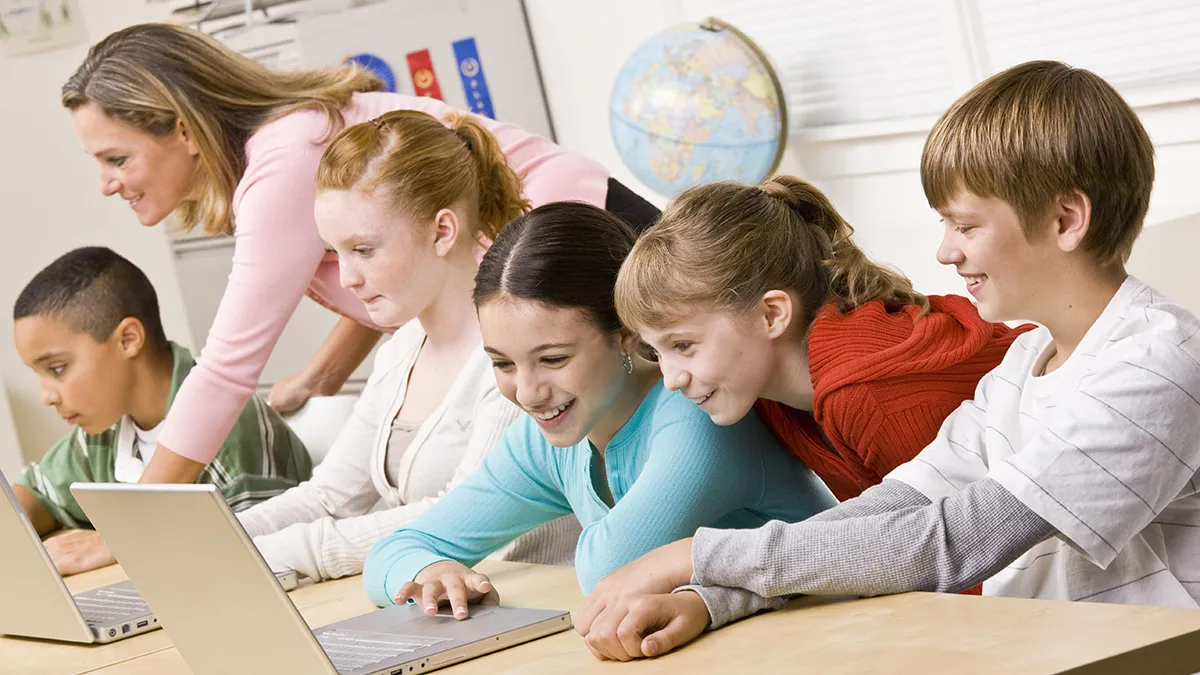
[759,175,928,316]
[446,114,529,240]
[315,110,529,241]
[616,175,928,335]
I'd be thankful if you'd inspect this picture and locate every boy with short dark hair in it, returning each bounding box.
[575,60,1200,661]
[10,246,312,575]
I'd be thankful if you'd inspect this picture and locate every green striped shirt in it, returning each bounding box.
[16,342,313,529]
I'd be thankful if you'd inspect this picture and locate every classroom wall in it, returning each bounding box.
[523,0,679,209]
[2,0,1197,469]
[0,382,22,477]
[778,103,1200,304]
[524,0,1200,309]
[0,0,194,465]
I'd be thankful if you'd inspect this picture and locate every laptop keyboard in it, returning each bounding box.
[317,629,449,672]
[74,582,152,626]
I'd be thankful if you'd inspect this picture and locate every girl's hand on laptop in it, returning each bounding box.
[577,537,694,638]
[395,560,500,620]
[582,591,710,661]
[43,529,117,576]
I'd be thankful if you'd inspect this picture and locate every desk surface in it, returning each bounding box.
[0,562,378,675]
[7,562,1200,675]
[0,564,166,675]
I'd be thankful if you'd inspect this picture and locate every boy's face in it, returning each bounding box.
[13,315,135,434]
[935,190,1059,323]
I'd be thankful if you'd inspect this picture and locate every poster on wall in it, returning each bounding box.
[295,0,554,139]
[451,37,495,119]
[405,48,444,100]
[343,53,397,92]
[0,0,86,58]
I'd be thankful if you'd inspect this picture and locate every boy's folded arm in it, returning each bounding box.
[676,479,936,628]
[673,584,786,630]
[688,477,1054,619]
[805,478,929,522]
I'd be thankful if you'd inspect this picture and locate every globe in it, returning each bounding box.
[609,18,788,198]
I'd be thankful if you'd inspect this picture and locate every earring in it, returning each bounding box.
[620,352,634,374]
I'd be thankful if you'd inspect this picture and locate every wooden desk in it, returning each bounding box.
[0,563,363,675]
[0,565,170,675]
[78,561,1200,675]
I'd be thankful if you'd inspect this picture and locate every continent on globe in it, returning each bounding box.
[609,18,788,197]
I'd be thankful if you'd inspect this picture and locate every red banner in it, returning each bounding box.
[405,49,444,100]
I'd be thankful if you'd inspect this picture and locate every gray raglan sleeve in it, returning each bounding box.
[678,478,1054,628]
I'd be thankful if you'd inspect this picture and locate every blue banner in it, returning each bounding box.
[451,37,496,119]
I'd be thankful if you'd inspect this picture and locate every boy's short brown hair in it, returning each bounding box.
[921,60,1154,266]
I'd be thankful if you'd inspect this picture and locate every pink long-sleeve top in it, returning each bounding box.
[161,92,612,463]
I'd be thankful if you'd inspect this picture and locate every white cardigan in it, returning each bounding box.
[237,321,580,580]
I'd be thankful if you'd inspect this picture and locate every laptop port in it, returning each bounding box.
[136,620,149,628]
[121,624,131,634]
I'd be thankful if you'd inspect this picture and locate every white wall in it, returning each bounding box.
[2,0,1198,468]
[0,0,194,464]
[780,99,1200,306]
[524,0,683,209]
[524,0,1200,311]
[0,381,22,477]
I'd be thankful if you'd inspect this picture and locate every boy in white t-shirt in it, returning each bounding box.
[574,59,1200,661]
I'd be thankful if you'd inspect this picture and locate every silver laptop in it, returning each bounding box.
[0,470,297,644]
[71,482,572,675]
[0,470,157,643]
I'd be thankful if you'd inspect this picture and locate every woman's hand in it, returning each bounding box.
[393,560,499,620]
[577,537,695,637]
[267,371,317,414]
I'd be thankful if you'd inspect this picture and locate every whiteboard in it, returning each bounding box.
[294,0,555,139]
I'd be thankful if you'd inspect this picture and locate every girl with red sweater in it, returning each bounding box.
[614,174,1031,502]
[575,175,1031,646]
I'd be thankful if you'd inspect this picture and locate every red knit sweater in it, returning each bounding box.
[755,295,1033,502]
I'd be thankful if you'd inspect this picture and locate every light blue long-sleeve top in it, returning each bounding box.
[363,381,837,606]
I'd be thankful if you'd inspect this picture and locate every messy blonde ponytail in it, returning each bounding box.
[315,110,529,240]
[615,175,927,334]
[446,114,529,239]
[760,176,927,316]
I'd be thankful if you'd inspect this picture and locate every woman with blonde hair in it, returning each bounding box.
[232,110,579,581]
[62,23,659,499]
